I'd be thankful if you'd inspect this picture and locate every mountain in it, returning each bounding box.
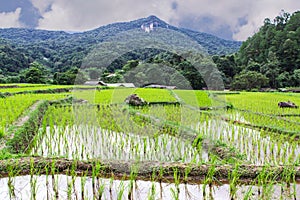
[0,15,241,76]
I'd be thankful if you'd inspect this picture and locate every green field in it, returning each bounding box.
[0,84,299,199]
[74,88,177,104]
[226,92,300,114]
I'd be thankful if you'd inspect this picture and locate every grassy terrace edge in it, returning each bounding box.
[0,157,299,184]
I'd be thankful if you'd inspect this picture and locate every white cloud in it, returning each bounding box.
[231,0,300,40]
[30,0,54,14]
[37,0,175,31]
[0,8,23,28]
[172,0,300,40]
[34,0,300,40]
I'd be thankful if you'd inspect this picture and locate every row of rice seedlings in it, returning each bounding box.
[100,105,212,162]
[285,116,300,123]
[137,105,208,128]
[43,104,203,142]
[232,183,299,200]
[5,136,300,200]
[1,172,299,199]
[197,119,300,165]
[31,124,205,163]
[226,163,297,200]
[36,102,297,165]
[44,104,164,137]
[31,104,208,162]
[229,110,300,133]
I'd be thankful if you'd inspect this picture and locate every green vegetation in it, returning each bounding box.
[213,10,300,90]
[99,10,299,90]
[0,10,300,198]
[0,85,299,199]
[0,16,240,86]
[1,11,299,91]
[173,90,212,107]
[0,93,67,135]
[225,92,300,114]
[74,88,177,104]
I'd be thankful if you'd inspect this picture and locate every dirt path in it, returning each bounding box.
[0,100,43,151]
[13,100,42,127]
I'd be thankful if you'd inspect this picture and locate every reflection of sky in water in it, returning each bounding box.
[0,175,299,199]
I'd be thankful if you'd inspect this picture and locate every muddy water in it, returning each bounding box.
[197,119,300,165]
[31,125,208,162]
[0,175,299,200]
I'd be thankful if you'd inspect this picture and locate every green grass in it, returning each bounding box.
[0,87,299,199]
[0,93,69,133]
[226,92,300,114]
[137,105,206,127]
[223,92,300,135]
[0,83,48,87]
[0,85,70,93]
[0,83,110,94]
[74,88,177,104]
[228,109,300,133]
[173,90,212,107]
[285,116,300,123]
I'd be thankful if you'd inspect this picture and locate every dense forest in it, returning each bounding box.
[0,15,240,86]
[102,11,300,90]
[214,10,300,90]
[0,12,299,90]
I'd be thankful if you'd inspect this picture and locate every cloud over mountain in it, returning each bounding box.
[0,0,299,40]
[0,8,23,28]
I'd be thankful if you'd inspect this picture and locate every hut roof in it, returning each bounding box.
[144,84,176,89]
[107,83,135,88]
[84,80,101,85]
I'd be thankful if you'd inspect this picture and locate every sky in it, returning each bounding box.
[0,0,299,41]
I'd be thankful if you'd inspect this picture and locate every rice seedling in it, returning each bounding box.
[0,173,299,199]
[197,119,300,165]
[225,92,300,115]
[1,84,300,199]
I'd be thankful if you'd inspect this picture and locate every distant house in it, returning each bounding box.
[106,73,117,78]
[98,81,108,86]
[84,80,101,86]
[144,84,176,90]
[278,88,300,93]
[84,80,135,88]
[107,83,135,88]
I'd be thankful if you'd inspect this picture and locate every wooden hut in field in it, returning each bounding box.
[84,80,135,88]
[144,84,176,90]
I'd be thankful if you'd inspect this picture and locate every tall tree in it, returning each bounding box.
[22,62,48,83]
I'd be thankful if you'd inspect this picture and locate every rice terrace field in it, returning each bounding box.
[0,84,300,199]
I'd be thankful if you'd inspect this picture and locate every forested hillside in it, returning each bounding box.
[0,16,241,84]
[1,12,298,90]
[214,10,300,90]
[104,11,300,90]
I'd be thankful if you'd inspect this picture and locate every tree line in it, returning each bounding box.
[0,11,299,90]
[214,10,300,90]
